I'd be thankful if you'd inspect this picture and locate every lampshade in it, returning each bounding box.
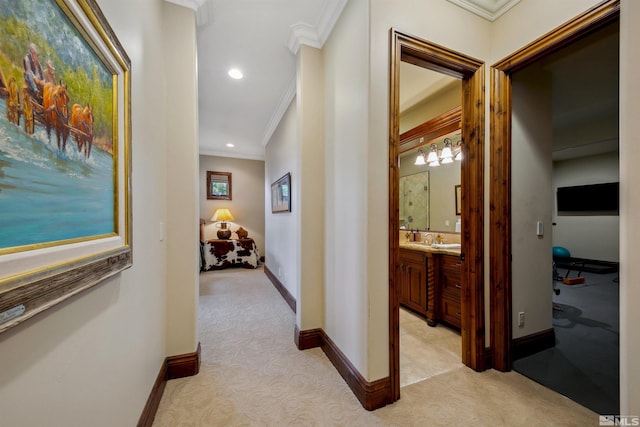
[212,208,234,222]
[425,144,439,163]
[440,157,454,164]
[440,138,453,160]
[414,149,426,165]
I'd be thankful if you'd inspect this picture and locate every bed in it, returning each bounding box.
[200,219,260,270]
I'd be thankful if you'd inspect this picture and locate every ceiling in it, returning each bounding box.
[163,0,517,161]
[165,0,616,162]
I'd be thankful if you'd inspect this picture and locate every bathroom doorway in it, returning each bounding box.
[388,29,486,401]
[397,64,463,388]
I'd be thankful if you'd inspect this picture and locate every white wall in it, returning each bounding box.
[511,66,553,339]
[265,98,299,300]
[323,0,372,377]
[0,0,175,424]
[199,155,265,256]
[163,4,199,358]
[553,152,619,261]
[620,0,640,416]
[296,45,325,331]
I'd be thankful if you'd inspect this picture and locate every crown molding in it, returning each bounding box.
[199,147,265,161]
[287,0,347,54]
[164,0,206,11]
[446,0,521,21]
[287,22,322,54]
[164,0,213,27]
[261,78,296,147]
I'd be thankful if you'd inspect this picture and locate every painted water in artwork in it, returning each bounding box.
[0,0,115,250]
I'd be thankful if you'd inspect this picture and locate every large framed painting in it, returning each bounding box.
[0,0,132,333]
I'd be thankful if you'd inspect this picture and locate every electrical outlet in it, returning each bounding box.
[518,312,525,328]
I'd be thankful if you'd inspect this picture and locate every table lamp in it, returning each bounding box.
[212,208,234,239]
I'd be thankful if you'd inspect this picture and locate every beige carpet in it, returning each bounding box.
[153,267,597,426]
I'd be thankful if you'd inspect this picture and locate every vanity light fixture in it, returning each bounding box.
[415,149,427,165]
[426,144,439,164]
[440,138,454,164]
[454,140,463,161]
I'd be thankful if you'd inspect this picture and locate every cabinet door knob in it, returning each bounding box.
[455,283,462,289]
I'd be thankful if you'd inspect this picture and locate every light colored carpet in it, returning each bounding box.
[153,267,597,426]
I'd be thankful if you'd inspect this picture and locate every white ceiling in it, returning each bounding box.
[167,0,344,160]
[162,0,511,161]
[165,0,616,162]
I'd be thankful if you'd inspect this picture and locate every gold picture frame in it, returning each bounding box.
[0,0,132,333]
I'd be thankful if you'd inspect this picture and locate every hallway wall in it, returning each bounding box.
[265,98,299,300]
[0,0,184,425]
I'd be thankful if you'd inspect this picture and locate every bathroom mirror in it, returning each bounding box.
[399,131,461,232]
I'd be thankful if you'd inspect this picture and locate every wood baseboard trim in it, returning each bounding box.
[264,266,296,313]
[167,342,201,379]
[295,326,323,350]
[137,359,167,427]
[295,327,392,411]
[512,328,555,361]
[137,343,201,427]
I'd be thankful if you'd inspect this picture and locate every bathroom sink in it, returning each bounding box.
[430,243,461,249]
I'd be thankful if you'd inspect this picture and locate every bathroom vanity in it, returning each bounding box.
[399,242,462,328]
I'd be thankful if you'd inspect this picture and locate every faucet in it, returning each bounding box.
[424,234,434,245]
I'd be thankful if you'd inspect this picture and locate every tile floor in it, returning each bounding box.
[400,307,463,387]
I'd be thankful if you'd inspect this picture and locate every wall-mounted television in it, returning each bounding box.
[557,182,619,216]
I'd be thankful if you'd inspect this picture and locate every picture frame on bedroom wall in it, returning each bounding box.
[0,0,132,334]
[271,172,291,213]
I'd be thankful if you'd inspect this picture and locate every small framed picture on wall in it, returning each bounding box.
[271,173,291,213]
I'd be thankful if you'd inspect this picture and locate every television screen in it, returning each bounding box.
[557,182,619,215]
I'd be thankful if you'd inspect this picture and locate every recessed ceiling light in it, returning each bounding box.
[228,68,243,79]
[226,143,235,148]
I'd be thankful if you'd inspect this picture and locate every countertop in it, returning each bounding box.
[399,241,462,256]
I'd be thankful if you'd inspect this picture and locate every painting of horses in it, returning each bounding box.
[0,0,115,252]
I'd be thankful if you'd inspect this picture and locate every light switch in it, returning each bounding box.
[159,222,166,242]
[536,220,543,237]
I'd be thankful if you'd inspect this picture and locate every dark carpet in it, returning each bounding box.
[513,267,619,415]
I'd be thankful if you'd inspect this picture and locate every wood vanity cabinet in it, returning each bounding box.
[399,248,428,317]
[438,254,463,328]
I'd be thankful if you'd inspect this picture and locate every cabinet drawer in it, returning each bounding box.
[440,254,463,272]
[441,297,462,328]
[400,248,426,264]
[440,270,462,298]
